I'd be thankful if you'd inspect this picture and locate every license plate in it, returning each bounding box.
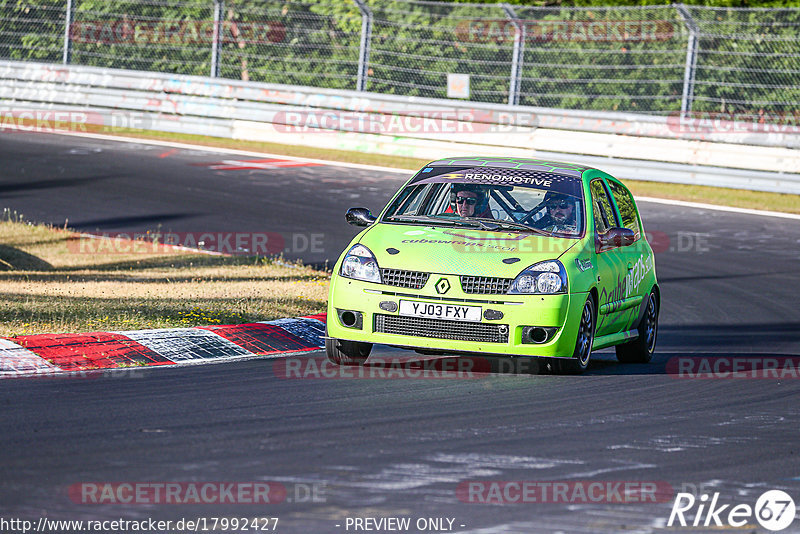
[398,300,482,322]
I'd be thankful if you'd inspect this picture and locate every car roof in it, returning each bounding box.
[425,157,595,178]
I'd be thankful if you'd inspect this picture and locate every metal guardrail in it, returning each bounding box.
[1,60,799,194]
[2,60,798,149]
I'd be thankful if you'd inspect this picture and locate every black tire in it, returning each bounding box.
[616,290,659,364]
[325,337,372,366]
[550,296,596,375]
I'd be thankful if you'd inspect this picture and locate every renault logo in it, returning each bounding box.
[435,278,450,294]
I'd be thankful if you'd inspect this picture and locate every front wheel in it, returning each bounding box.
[616,290,658,363]
[326,337,372,366]
[550,296,595,375]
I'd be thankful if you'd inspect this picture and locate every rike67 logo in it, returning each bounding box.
[668,489,796,531]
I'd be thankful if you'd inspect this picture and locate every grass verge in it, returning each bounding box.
[100,127,800,215]
[0,213,328,337]
[624,181,800,215]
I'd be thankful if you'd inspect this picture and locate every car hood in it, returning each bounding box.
[358,223,582,277]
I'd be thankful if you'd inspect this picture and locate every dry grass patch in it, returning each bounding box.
[0,213,328,337]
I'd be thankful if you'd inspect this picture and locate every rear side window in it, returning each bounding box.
[590,179,617,234]
[607,180,641,238]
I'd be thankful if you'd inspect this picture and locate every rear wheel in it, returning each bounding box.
[550,296,595,375]
[616,290,658,363]
[326,337,372,366]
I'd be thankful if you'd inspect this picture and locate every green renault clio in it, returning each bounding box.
[326,157,659,374]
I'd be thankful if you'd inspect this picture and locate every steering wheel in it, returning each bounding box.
[519,205,546,226]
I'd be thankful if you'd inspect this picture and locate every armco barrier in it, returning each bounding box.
[1,60,799,194]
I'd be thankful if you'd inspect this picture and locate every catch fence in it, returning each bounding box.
[1,0,798,117]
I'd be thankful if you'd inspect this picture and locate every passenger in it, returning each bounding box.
[534,191,578,234]
[449,184,493,219]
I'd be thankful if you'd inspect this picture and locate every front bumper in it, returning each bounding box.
[327,273,587,358]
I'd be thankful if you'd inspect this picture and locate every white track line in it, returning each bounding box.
[31,129,800,221]
[54,130,415,174]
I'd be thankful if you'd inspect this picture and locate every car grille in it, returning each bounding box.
[460,276,513,294]
[381,268,429,289]
[374,314,509,344]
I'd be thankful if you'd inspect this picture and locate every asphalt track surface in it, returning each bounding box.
[0,133,406,266]
[2,132,800,533]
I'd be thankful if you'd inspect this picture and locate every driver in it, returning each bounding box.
[534,191,577,234]
[449,184,493,219]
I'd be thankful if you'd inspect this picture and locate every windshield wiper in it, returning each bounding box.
[385,215,482,227]
[386,215,550,235]
[461,218,549,235]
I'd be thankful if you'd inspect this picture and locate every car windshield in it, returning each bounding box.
[383,167,585,238]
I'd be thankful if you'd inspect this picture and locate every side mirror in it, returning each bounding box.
[345,207,377,227]
[598,227,636,250]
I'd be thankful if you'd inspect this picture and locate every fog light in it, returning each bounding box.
[521,326,558,344]
[336,309,363,329]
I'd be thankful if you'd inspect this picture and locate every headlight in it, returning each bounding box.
[508,260,567,294]
[340,244,382,283]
